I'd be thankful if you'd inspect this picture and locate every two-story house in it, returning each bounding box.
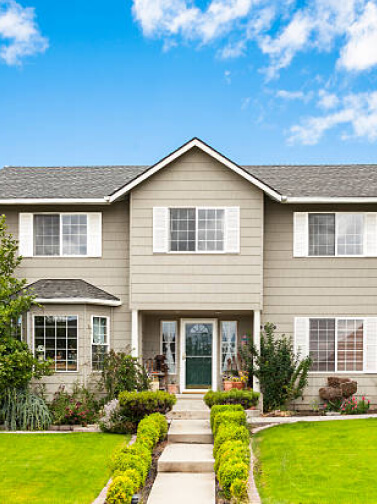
[1,138,377,407]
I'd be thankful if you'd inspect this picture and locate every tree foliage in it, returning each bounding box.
[239,322,312,411]
[0,214,51,396]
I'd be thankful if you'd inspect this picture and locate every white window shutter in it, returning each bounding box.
[293,212,308,257]
[225,207,240,253]
[87,213,102,257]
[153,207,169,253]
[18,213,33,257]
[294,317,309,358]
[365,318,377,372]
[365,213,377,256]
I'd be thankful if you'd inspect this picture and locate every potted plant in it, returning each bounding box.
[223,371,248,391]
[167,378,179,395]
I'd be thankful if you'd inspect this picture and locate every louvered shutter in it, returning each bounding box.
[153,207,169,253]
[365,213,377,256]
[294,317,309,357]
[87,213,102,257]
[225,207,240,253]
[19,213,34,257]
[293,212,308,257]
[365,318,377,372]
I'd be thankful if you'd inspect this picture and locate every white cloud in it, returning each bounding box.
[0,0,48,65]
[338,1,377,71]
[276,89,311,102]
[317,89,339,109]
[288,91,377,145]
[224,69,231,83]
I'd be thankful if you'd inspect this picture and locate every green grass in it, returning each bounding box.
[0,433,128,504]
[253,419,377,504]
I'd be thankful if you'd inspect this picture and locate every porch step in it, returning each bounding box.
[168,397,210,420]
[168,410,210,420]
[158,443,214,473]
[147,473,215,504]
[168,420,213,444]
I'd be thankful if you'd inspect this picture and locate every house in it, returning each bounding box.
[1,137,377,408]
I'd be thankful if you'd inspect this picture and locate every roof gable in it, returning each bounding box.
[108,138,283,203]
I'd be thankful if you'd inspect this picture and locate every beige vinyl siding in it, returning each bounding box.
[130,148,264,311]
[0,201,131,356]
[263,199,377,407]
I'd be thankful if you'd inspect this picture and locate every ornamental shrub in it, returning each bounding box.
[239,322,312,411]
[210,404,244,430]
[137,417,160,450]
[106,475,136,504]
[213,410,247,436]
[110,451,150,482]
[49,384,100,425]
[204,389,259,409]
[1,389,52,431]
[213,424,250,457]
[214,439,250,473]
[218,460,249,499]
[230,478,248,500]
[118,390,176,427]
[147,412,169,440]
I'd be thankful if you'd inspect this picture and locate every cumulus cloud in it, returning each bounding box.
[0,0,48,65]
[317,90,339,109]
[288,91,377,145]
[276,89,312,102]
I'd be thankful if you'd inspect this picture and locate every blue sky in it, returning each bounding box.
[1,0,377,168]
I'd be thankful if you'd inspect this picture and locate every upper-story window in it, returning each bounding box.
[294,212,373,257]
[19,213,102,258]
[153,206,239,254]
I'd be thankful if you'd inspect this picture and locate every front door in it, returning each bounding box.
[184,322,214,389]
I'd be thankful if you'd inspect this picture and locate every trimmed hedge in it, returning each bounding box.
[107,412,168,504]
[118,390,176,427]
[204,388,259,409]
[211,407,250,502]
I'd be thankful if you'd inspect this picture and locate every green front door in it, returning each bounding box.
[185,322,213,388]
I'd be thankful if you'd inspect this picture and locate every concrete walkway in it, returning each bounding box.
[148,395,215,504]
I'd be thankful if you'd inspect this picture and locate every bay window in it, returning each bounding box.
[34,315,78,371]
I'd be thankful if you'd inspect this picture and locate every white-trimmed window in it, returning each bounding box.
[294,212,372,257]
[19,213,102,257]
[92,316,109,371]
[221,321,237,372]
[296,317,367,373]
[153,207,239,253]
[161,321,177,374]
[34,315,78,372]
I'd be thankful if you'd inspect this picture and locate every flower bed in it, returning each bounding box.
[211,405,250,502]
[106,412,168,504]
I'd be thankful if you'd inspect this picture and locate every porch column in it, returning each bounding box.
[131,309,139,358]
[253,310,261,393]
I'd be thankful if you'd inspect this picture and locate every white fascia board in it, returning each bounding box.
[287,197,377,203]
[0,198,109,205]
[109,138,283,203]
[35,298,122,307]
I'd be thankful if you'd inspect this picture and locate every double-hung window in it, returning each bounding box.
[34,315,78,371]
[296,317,367,372]
[92,316,109,371]
[153,206,239,253]
[295,212,369,257]
[19,213,102,257]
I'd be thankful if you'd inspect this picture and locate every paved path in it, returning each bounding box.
[148,395,215,504]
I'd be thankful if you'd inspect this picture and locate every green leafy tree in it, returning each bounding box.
[239,322,312,411]
[0,214,51,396]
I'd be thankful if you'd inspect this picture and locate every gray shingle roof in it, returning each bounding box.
[0,165,147,199]
[2,162,377,199]
[27,279,120,304]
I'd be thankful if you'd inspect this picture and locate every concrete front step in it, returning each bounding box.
[168,420,213,444]
[158,443,214,473]
[168,409,210,420]
[147,473,215,504]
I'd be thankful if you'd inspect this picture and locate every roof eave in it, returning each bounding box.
[108,138,283,203]
[286,196,377,203]
[35,297,122,307]
[0,198,110,205]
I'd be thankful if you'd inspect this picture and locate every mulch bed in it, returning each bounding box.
[139,440,168,503]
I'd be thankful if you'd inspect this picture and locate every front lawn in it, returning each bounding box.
[253,419,377,504]
[0,433,128,504]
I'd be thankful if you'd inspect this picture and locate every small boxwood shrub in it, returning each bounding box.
[107,412,168,504]
[210,404,243,430]
[118,390,176,427]
[213,410,247,436]
[204,389,259,409]
[211,407,250,503]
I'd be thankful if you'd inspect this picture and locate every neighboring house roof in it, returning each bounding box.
[1,138,377,203]
[27,279,121,306]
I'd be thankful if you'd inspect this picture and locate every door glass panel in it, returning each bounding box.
[185,323,213,388]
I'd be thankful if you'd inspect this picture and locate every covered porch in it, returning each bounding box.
[131,309,261,394]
